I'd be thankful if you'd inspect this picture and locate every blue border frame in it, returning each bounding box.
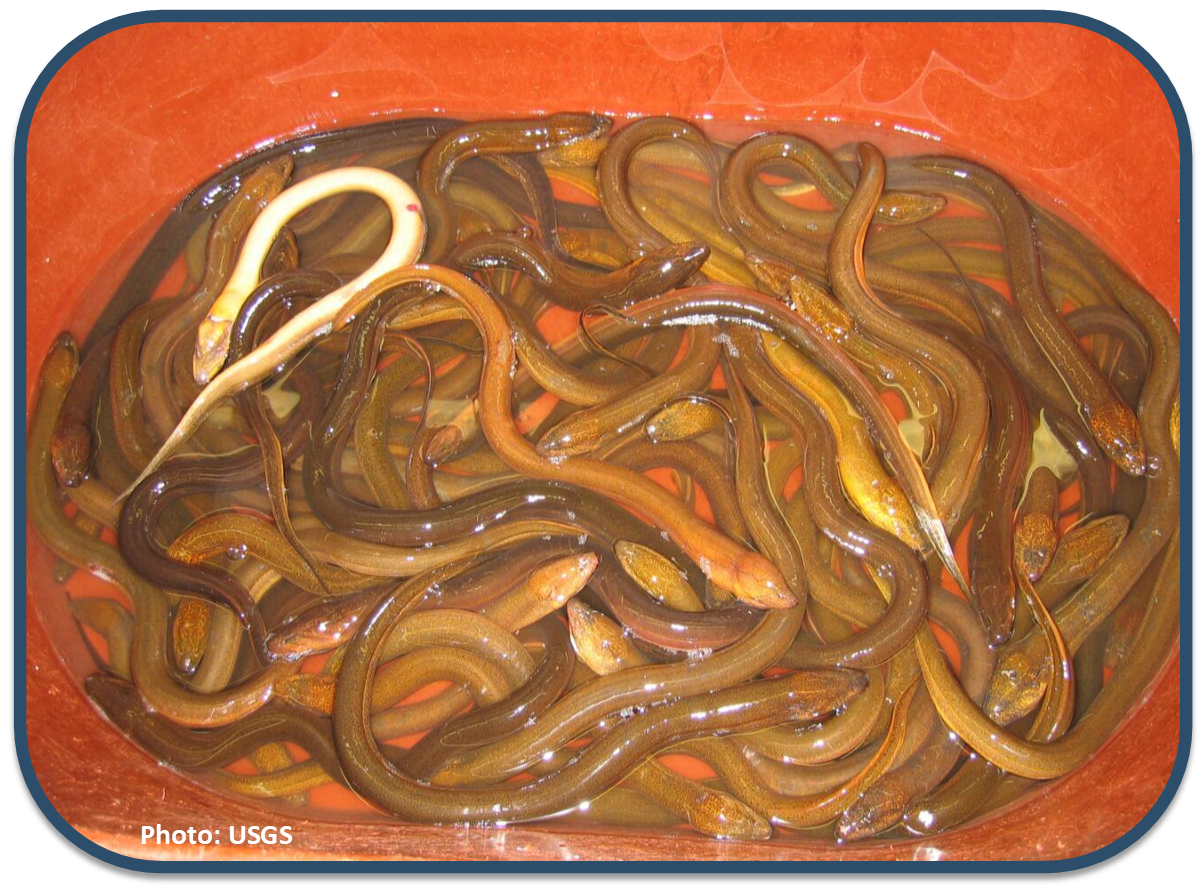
[12,9,1192,874]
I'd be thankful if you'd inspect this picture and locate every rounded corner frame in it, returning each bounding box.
[11,8,1191,874]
